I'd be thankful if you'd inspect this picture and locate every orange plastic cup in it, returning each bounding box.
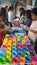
[30,61,35,65]
[19,57,26,65]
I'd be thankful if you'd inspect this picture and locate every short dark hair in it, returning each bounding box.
[5,6,8,8]
[20,8,25,16]
[9,6,13,10]
[26,10,31,19]
[32,7,37,16]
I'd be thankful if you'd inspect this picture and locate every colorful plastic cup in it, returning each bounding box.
[24,51,30,56]
[25,38,29,42]
[12,47,17,51]
[32,56,37,61]
[12,54,16,58]
[6,51,11,57]
[2,48,6,53]
[0,57,5,64]
[26,56,32,61]
[17,36,20,41]
[29,46,34,53]
[12,57,18,63]
[12,44,16,47]
[17,44,22,48]
[3,44,8,48]
[6,57,11,63]
[19,57,26,65]
[30,61,35,65]
[24,47,28,51]
[12,50,17,56]
[0,52,5,57]
[7,47,11,51]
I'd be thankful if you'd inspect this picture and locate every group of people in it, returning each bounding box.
[0,6,37,53]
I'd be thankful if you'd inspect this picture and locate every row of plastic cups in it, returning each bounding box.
[0,57,11,63]
[26,56,32,62]
[12,57,26,64]
[13,36,16,41]
[17,48,23,58]
[6,43,12,58]
[6,50,11,57]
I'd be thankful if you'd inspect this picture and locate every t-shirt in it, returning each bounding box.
[26,19,32,27]
[28,21,37,43]
[0,21,4,44]
[0,20,7,44]
[8,11,14,22]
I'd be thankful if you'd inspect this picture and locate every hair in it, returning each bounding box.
[32,7,37,16]
[5,6,8,8]
[20,8,25,16]
[8,6,13,11]
[26,10,31,19]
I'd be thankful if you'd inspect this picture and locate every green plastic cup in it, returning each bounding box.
[6,57,11,63]
[12,44,16,47]
[17,36,20,41]
[0,57,5,64]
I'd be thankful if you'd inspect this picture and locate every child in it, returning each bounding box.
[0,13,11,47]
[23,7,37,44]
[25,10,32,27]
[8,6,14,27]
[19,8,26,24]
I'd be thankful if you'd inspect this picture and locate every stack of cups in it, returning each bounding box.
[0,51,6,63]
[17,35,20,41]
[17,48,23,58]
[6,39,12,63]
[12,46,17,58]
[19,57,26,65]
[21,38,26,45]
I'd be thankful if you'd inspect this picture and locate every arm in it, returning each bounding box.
[30,30,37,34]
[0,29,5,32]
[0,27,11,33]
[23,25,30,31]
[19,15,23,24]
[23,26,37,34]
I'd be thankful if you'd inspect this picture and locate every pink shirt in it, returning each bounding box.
[28,21,37,43]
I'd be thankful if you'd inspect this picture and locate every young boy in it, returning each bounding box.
[23,7,37,44]
[0,13,11,46]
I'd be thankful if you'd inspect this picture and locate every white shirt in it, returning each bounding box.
[28,21,37,42]
[8,11,14,22]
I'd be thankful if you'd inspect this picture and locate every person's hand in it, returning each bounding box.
[4,27,11,31]
[23,26,27,30]
[23,26,29,31]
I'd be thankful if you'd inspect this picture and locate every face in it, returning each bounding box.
[31,13,36,21]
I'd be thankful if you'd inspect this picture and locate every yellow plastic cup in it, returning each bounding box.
[7,47,11,51]
[6,51,11,57]
[22,40,26,44]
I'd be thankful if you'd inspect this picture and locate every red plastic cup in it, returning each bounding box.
[12,57,19,64]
